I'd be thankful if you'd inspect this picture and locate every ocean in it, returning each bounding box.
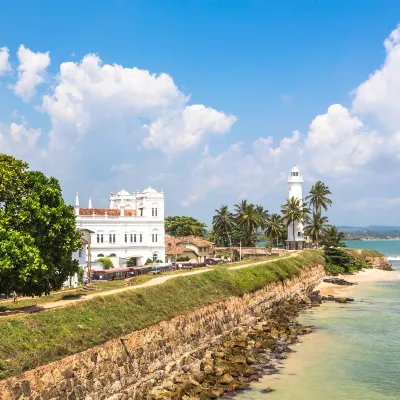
[232,240,400,400]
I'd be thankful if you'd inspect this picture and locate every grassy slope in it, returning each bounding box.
[346,248,384,258]
[0,251,324,379]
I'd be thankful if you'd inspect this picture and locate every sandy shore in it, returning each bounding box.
[317,268,400,297]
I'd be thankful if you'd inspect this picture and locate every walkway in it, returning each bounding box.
[3,253,298,314]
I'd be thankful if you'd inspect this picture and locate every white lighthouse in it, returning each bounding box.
[286,165,306,250]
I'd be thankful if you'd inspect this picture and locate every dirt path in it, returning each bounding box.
[2,253,299,314]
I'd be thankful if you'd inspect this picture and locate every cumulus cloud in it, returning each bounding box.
[41,54,236,154]
[352,25,400,131]
[143,104,237,153]
[0,120,43,160]
[0,47,11,75]
[13,45,50,101]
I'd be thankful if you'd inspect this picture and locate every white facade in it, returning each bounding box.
[64,239,87,287]
[75,187,165,266]
[287,165,306,245]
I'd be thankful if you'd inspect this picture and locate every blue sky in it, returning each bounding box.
[1,1,400,226]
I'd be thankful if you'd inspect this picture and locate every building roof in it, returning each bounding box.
[79,208,137,216]
[178,236,212,248]
[80,237,89,245]
[143,186,157,194]
[116,189,130,196]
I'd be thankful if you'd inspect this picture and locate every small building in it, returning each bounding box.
[165,236,213,263]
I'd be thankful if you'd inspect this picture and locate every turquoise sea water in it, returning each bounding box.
[233,240,400,400]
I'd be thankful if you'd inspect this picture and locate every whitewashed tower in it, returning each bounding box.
[286,165,306,250]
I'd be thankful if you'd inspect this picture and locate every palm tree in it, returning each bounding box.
[306,181,332,214]
[320,225,346,248]
[305,212,329,247]
[265,213,285,246]
[212,205,235,246]
[255,204,269,230]
[234,200,259,246]
[281,197,308,245]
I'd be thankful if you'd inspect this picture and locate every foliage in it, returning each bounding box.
[127,257,137,267]
[0,251,323,379]
[177,256,190,262]
[234,200,266,246]
[281,197,309,241]
[212,205,235,246]
[306,181,332,214]
[96,258,113,270]
[165,216,208,237]
[305,211,329,244]
[265,213,285,246]
[145,258,153,265]
[324,263,345,275]
[77,268,84,284]
[320,226,346,248]
[0,154,81,296]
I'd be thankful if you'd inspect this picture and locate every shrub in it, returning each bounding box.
[96,258,114,270]
[77,268,84,284]
[145,258,153,265]
[325,263,345,275]
[177,256,190,262]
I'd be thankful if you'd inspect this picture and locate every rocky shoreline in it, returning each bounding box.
[147,292,352,400]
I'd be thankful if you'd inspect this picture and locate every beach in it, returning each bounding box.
[232,240,400,400]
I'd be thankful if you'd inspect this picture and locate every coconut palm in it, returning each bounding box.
[255,204,269,230]
[212,205,235,246]
[305,212,329,247]
[234,200,259,246]
[265,213,285,246]
[320,225,346,248]
[306,181,332,214]
[281,197,308,244]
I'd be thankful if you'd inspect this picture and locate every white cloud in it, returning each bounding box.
[305,104,380,175]
[143,104,237,153]
[352,25,400,131]
[0,47,11,76]
[0,120,44,161]
[13,45,50,101]
[110,163,135,173]
[41,54,235,153]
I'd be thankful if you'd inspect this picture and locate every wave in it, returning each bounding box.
[387,256,400,261]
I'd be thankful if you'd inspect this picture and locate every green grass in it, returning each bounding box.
[0,251,324,379]
[346,248,384,258]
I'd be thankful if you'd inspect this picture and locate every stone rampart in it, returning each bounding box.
[0,264,325,400]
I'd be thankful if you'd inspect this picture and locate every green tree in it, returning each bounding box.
[255,205,269,230]
[265,213,285,246]
[96,257,114,270]
[165,216,208,237]
[234,200,259,246]
[320,226,346,248]
[305,212,329,246]
[281,197,308,244]
[306,181,332,214]
[212,205,235,246]
[0,154,81,296]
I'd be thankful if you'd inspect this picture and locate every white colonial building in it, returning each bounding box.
[75,187,165,267]
[286,165,306,250]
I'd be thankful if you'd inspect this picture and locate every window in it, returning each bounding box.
[152,207,158,217]
[152,234,158,243]
[97,234,104,243]
[109,233,116,243]
[79,249,83,257]
[97,253,104,258]
[125,234,127,243]
[153,253,158,262]
[109,253,116,257]
[291,172,299,177]
[140,233,142,242]
[298,232,302,237]
[134,234,137,243]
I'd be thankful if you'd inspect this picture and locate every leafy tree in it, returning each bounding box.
[127,257,137,267]
[265,213,285,246]
[165,216,208,237]
[306,181,332,214]
[320,226,346,248]
[0,154,81,296]
[305,212,329,246]
[145,258,153,265]
[212,205,235,246]
[177,256,190,262]
[281,197,308,244]
[255,205,269,230]
[96,257,114,270]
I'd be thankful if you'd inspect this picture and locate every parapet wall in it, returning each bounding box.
[0,264,325,400]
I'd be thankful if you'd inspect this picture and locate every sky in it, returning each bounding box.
[1,0,400,227]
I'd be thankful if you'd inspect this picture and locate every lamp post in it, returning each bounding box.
[80,228,94,280]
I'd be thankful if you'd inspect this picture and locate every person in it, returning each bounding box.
[83,277,88,286]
